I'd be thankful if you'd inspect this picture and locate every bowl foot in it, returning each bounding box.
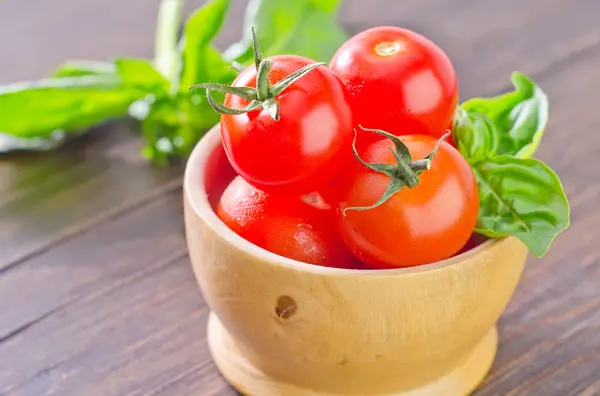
[207,313,497,395]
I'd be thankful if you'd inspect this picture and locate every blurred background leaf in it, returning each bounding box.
[179,0,238,90]
[0,76,145,139]
[223,0,347,64]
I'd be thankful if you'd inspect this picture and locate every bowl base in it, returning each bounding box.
[207,313,497,396]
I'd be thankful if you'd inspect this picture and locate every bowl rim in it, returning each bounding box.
[184,125,503,277]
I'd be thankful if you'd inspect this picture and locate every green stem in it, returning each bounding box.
[256,59,273,101]
[395,158,420,188]
[154,0,183,93]
[410,158,431,172]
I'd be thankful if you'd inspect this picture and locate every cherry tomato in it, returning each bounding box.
[330,26,458,145]
[221,55,353,195]
[217,176,353,268]
[334,135,478,268]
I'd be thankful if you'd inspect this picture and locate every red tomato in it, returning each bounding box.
[221,55,353,195]
[330,26,458,145]
[217,176,353,268]
[334,135,478,268]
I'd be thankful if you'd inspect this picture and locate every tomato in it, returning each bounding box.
[217,176,353,268]
[220,55,353,195]
[333,134,478,268]
[330,26,458,145]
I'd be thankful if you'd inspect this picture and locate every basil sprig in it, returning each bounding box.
[462,72,549,158]
[454,72,569,257]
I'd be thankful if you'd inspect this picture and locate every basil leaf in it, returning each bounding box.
[0,76,145,139]
[179,0,237,90]
[224,0,347,64]
[141,92,219,165]
[115,57,170,93]
[472,155,570,257]
[461,72,548,158]
[0,57,168,149]
[3,60,128,151]
[453,107,499,160]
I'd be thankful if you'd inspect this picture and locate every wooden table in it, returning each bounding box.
[1,1,599,395]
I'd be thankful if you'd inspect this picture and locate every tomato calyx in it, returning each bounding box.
[343,125,450,214]
[189,27,325,121]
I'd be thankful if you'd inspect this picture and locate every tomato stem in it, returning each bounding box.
[256,59,273,101]
[343,126,449,214]
[410,158,431,172]
[393,152,420,188]
[189,27,325,120]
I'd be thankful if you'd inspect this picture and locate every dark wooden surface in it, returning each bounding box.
[1,0,599,395]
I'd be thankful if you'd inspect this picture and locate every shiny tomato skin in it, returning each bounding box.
[330,26,458,145]
[221,55,354,195]
[217,176,353,268]
[335,135,478,268]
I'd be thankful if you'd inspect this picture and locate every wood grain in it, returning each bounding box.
[0,126,183,270]
[0,0,598,395]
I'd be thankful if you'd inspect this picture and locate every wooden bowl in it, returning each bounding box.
[184,126,529,395]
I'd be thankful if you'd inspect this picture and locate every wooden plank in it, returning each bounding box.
[0,191,184,338]
[0,126,183,269]
[452,0,600,97]
[0,191,237,395]
[2,193,191,393]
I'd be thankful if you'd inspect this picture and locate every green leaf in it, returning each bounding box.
[179,0,237,90]
[472,155,570,257]
[0,76,146,139]
[461,72,548,158]
[453,107,499,160]
[115,57,170,93]
[223,0,347,64]
[141,92,220,164]
[0,57,169,149]
[52,60,117,78]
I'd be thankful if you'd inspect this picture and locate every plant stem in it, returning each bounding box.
[154,0,183,93]
[410,159,431,172]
